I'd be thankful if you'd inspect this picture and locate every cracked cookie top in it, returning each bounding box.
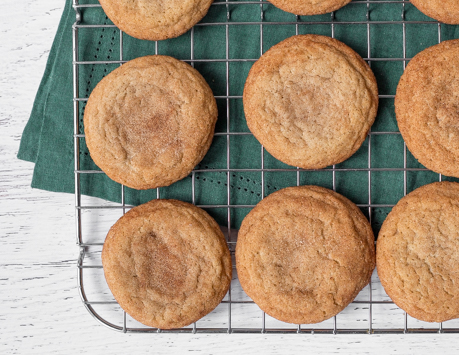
[267,0,352,15]
[410,0,459,25]
[395,39,459,178]
[236,185,375,324]
[99,0,214,41]
[102,199,232,329]
[84,55,217,190]
[243,35,378,169]
[377,182,459,323]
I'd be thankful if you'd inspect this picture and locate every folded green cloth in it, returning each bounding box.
[18,0,459,231]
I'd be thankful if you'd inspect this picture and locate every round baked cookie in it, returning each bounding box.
[395,40,459,178]
[102,199,232,329]
[377,182,459,323]
[243,35,378,169]
[268,0,352,15]
[411,0,459,25]
[84,55,217,190]
[99,0,214,41]
[236,186,375,324]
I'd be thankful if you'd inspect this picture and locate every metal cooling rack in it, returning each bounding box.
[72,0,459,334]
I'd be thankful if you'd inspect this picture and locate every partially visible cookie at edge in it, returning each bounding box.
[84,55,217,190]
[99,0,214,41]
[236,185,375,324]
[395,39,459,178]
[410,0,459,25]
[377,182,459,323]
[102,199,232,329]
[243,34,379,170]
[267,0,352,15]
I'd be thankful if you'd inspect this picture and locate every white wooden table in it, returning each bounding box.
[2,1,459,353]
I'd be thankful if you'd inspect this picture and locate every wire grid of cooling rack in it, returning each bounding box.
[72,0,459,334]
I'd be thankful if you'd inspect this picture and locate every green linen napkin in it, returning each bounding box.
[18,0,459,232]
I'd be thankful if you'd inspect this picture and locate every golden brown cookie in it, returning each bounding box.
[411,0,459,25]
[377,182,459,323]
[243,35,378,169]
[84,55,217,190]
[236,186,375,324]
[268,0,352,15]
[102,199,232,329]
[99,0,214,41]
[395,40,459,178]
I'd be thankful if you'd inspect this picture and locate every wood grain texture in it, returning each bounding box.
[2,0,459,353]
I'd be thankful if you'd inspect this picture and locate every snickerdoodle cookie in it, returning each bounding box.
[395,39,459,178]
[236,185,375,324]
[268,0,352,15]
[411,0,459,25]
[243,35,378,169]
[84,55,217,190]
[377,182,459,323]
[99,0,214,40]
[102,199,232,329]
